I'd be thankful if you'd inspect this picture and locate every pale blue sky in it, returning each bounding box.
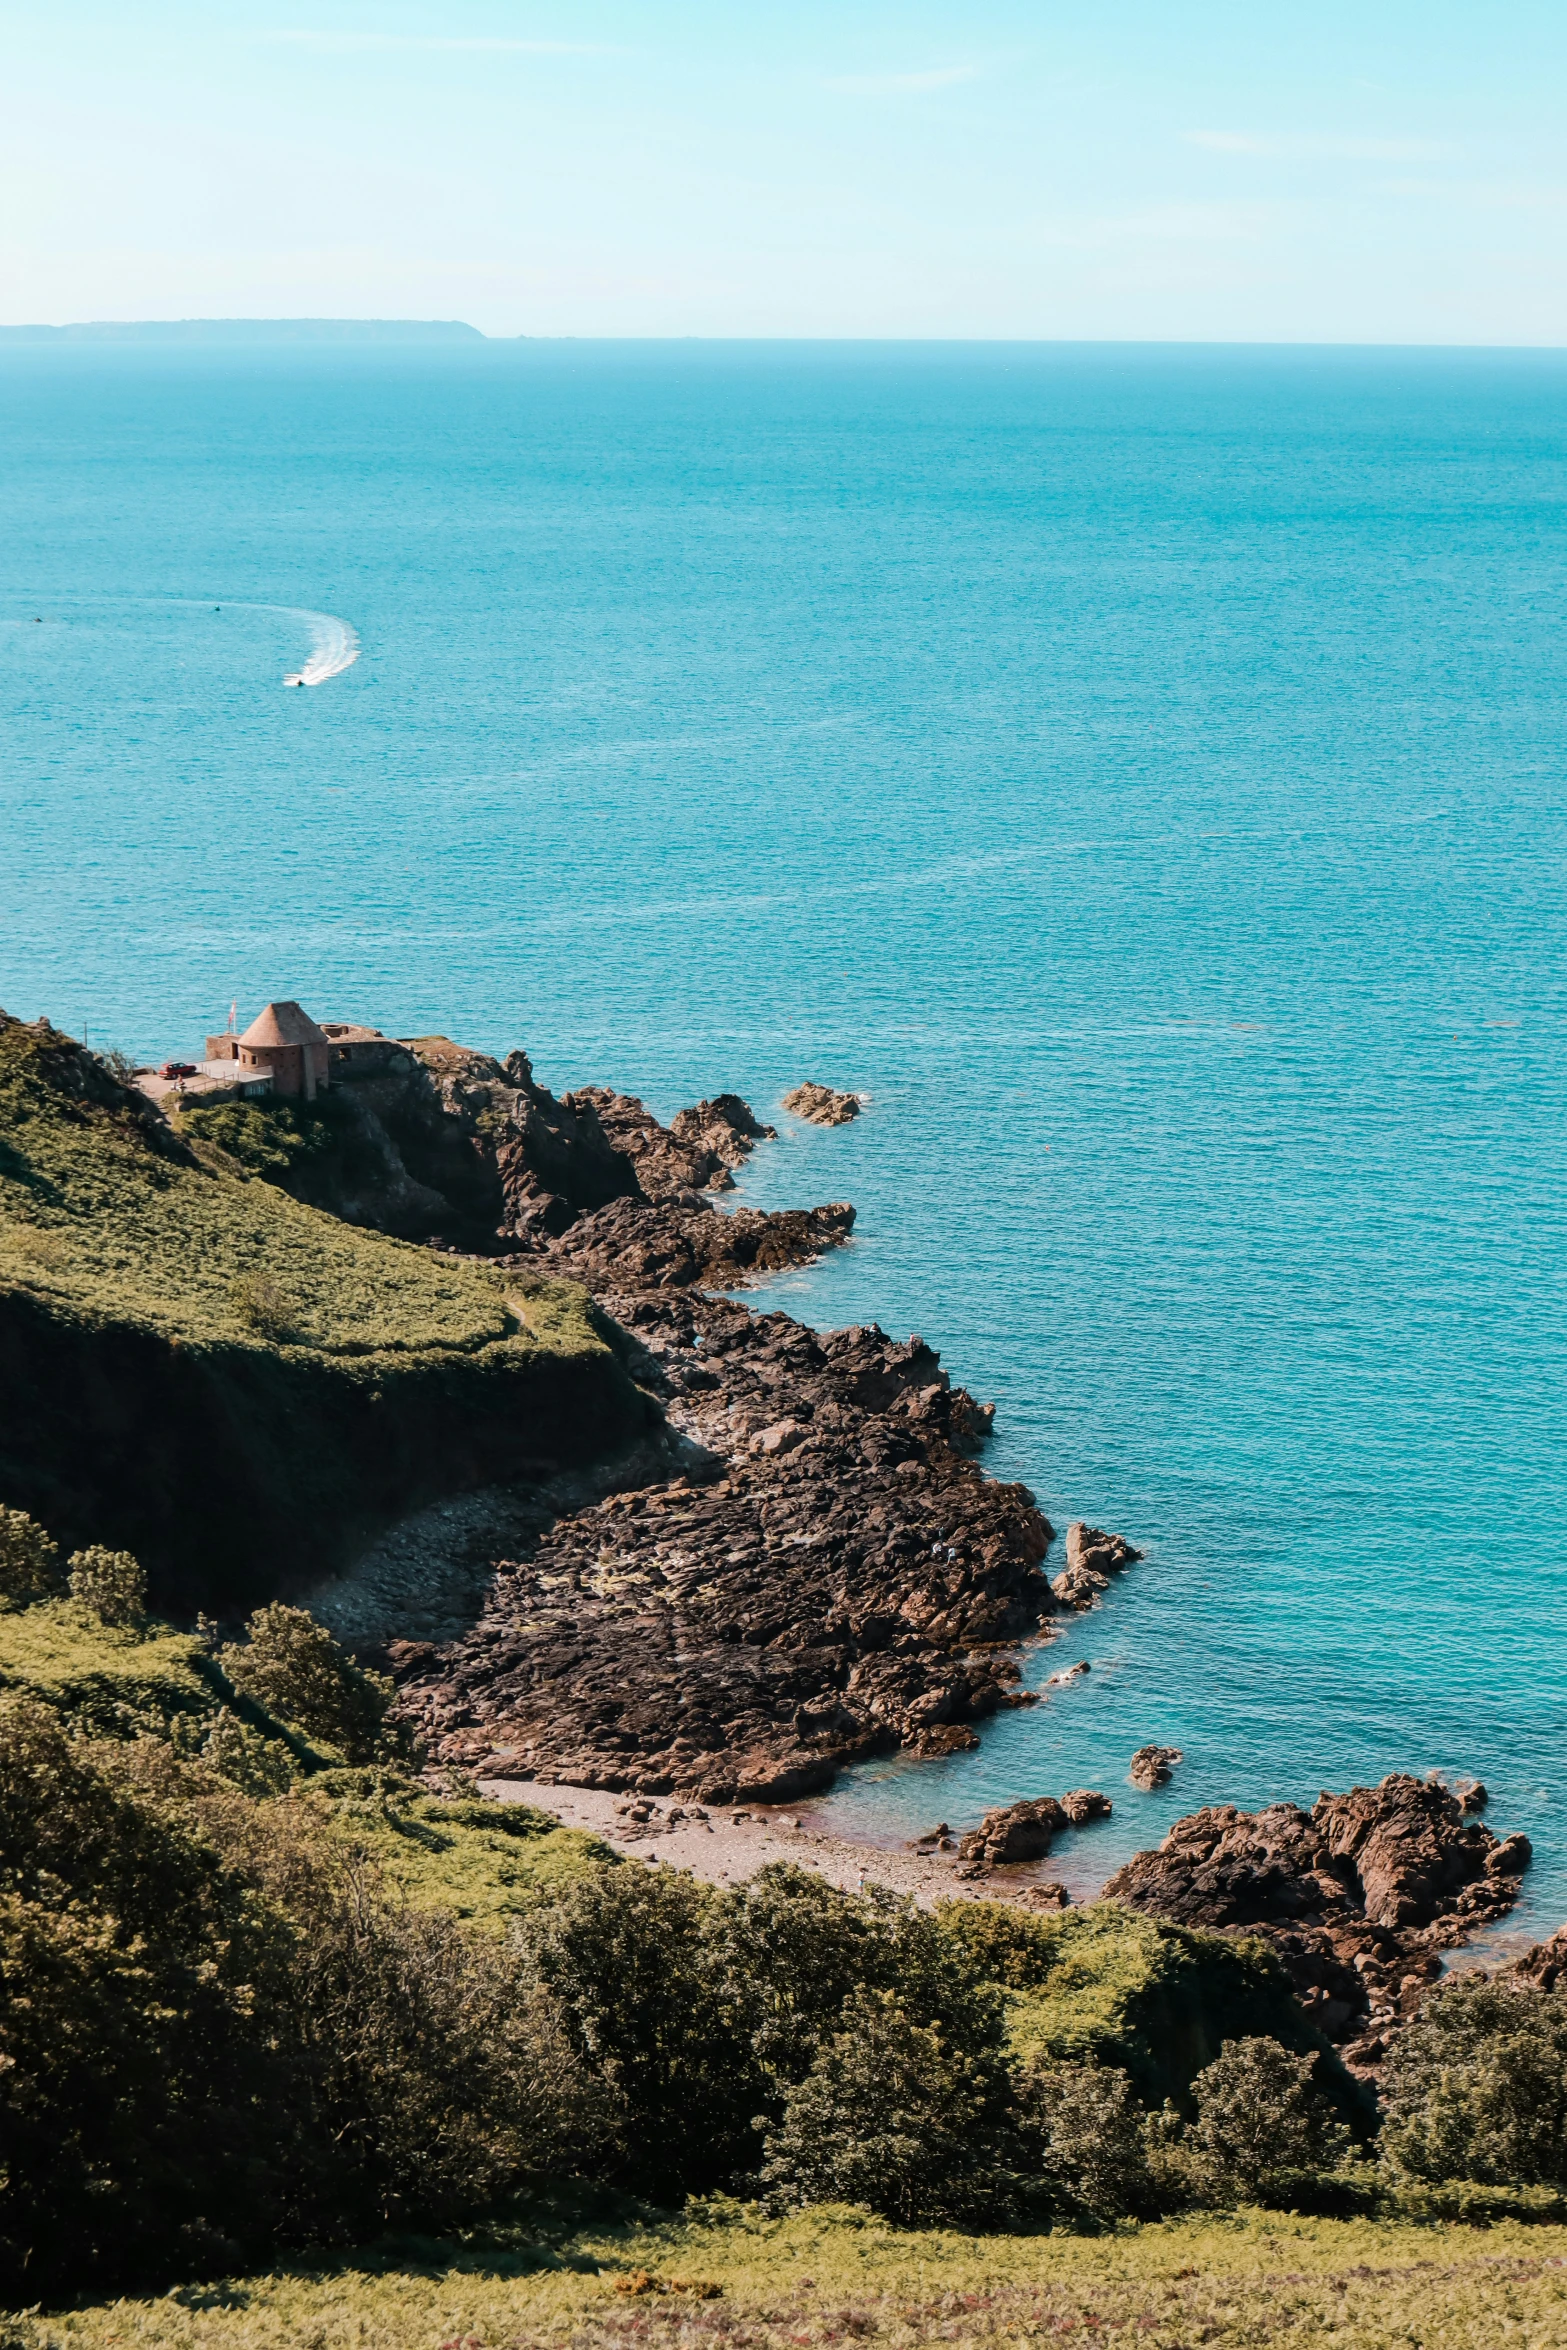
[3,1,1564,340]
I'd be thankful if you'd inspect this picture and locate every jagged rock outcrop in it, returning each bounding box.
[1104,1774,1532,2073]
[571,1087,775,1196]
[784,1082,861,1127]
[518,1195,856,1294]
[393,1289,1056,1799]
[960,1798,1069,1865]
[1062,1787,1114,1825]
[956,1788,1112,1870]
[1129,1744,1182,1790]
[1509,1924,1567,1993]
[1052,1520,1143,1609]
[218,1029,810,1266]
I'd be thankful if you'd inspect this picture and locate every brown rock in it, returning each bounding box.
[1103,1772,1532,2072]
[959,1796,1069,1865]
[1129,1744,1182,1790]
[1060,1788,1113,1825]
[1017,1882,1073,1911]
[396,1292,1058,1799]
[783,1082,861,1127]
[1508,1924,1567,1992]
[1051,1520,1143,1609]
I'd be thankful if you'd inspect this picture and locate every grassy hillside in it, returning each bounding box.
[0,1016,653,1613]
[17,2206,1567,2348]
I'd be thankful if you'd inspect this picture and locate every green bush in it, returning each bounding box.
[1155,2036,1354,2208]
[67,1545,147,1624]
[0,1698,611,2299]
[220,1604,395,1762]
[0,1698,304,2298]
[521,1861,755,2193]
[1380,1976,1567,2189]
[0,1505,62,1605]
[756,1989,1021,2227]
[228,1273,296,1340]
[521,1863,1016,2201]
[284,1863,615,2235]
[180,1098,336,1179]
[200,1705,295,1796]
[1016,2059,1157,2219]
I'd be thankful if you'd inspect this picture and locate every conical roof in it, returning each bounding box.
[239,1000,328,1049]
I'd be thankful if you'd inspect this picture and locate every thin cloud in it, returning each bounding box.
[825,65,980,96]
[264,32,620,54]
[1186,131,1452,162]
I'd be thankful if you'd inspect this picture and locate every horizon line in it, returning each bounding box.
[0,319,1565,353]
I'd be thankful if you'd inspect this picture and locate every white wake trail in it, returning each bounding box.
[282,608,360,687]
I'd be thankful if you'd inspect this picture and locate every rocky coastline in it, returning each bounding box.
[247,1025,1540,2059]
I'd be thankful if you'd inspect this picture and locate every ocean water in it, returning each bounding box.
[3,341,1566,1933]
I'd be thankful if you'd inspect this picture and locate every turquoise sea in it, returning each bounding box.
[3,341,1565,1931]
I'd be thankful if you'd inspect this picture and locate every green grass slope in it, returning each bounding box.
[0,1016,653,1613]
[16,2207,1567,2348]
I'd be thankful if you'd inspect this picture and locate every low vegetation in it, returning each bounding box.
[14,2208,1567,2348]
[0,1017,651,1607]
[4,1498,1567,2335]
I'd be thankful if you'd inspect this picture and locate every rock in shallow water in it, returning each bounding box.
[783,1082,862,1126]
[1129,1743,1182,1790]
[1051,1520,1143,1609]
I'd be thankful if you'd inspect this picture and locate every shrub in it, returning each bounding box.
[0,1699,613,2296]
[1381,1975,1567,2189]
[1159,2036,1353,2207]
[286,1863,615,2233]
[228,1272,296,1340]
[755,1989,1021,2227]
[181,1097,336,1180]
[716,1865,1007,2089]
[0,1504,62,1605]
[520,1863,1018,2200]
[201,1705,295,1796]
[67,1544,147,1624]
[220,1604,395,1762]
[1017,2059,1157,2219]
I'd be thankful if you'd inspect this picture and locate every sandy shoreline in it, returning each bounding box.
[481,1776,1084,1909]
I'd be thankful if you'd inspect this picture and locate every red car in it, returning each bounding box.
[159,1061,199,1080]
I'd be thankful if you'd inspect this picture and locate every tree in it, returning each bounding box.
[67,1545,146,1624]
[520,1862,754,2193]
[755,1989,1021,2226]
[1170,2036,1352,2206]
[1016,2060,1156,2218]
[1380,1976,1567,2188]
[220,1604,394,1761]
[0,1506,62,1605]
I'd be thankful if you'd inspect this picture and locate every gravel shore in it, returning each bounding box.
[481,1777,1069,1908]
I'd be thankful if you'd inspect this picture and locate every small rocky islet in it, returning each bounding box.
[160,1021,1540,2074]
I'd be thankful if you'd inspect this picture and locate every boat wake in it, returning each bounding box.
[282,609,360,687]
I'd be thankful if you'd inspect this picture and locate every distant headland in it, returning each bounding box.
[0,318,488,344]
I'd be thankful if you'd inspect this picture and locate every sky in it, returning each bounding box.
[2,1,1565,342]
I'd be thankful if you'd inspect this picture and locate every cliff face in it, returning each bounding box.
[0,1016,654,1614]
